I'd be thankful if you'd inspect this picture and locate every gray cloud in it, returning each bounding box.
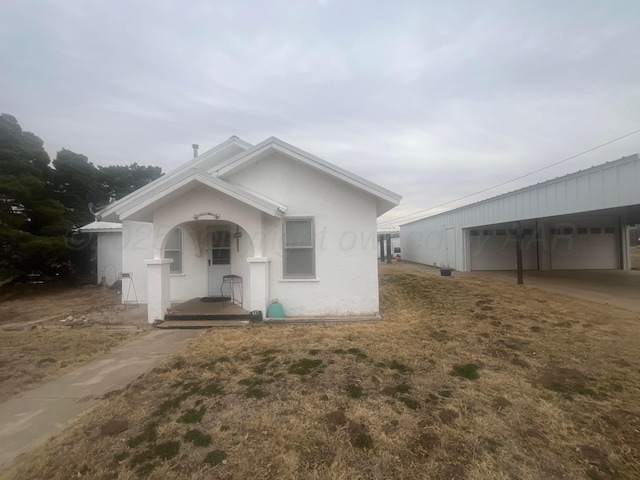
[1,0,639,227]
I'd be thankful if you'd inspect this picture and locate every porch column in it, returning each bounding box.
[247,257,270,314]
[144,258,173,324]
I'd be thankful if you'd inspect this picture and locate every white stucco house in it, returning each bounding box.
[82,136,401,324]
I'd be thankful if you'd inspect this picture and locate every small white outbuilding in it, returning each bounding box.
[85,136,401,324]
[401,154,640,272]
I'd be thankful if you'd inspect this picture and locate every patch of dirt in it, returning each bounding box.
[325,410,347,430]
[475,299,493,307]
[438,409,459,424]
[324,410,370,448]
[491,396,512,411]
[580,444,608,464]
[440,463,468,480]
[430,329,450,342]
[535,367,593,398]
[511,357,530,368]
[484,345,509,358]
[0,285,148,328]
[522,428,546,441]
[381,386,396,396]
[100,419,129,437]
[417,432,441,454]
[612,358,631,367]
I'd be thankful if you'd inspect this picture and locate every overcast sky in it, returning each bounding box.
[2,0,639,227]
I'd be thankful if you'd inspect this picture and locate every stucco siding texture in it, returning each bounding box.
[228,152,380,317]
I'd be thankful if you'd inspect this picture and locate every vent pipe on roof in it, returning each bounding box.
[192,144,199,159]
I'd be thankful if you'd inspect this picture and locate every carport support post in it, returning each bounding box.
[516,222,524,285]
[379,234,385,261]
[386,233,392,264]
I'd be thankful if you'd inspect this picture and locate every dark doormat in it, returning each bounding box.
[200,296,231,302]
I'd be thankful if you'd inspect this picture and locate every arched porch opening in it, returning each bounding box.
[158,219,256,308]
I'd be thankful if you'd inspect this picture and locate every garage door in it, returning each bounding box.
[470,227,537,270]
[550,224,618,269]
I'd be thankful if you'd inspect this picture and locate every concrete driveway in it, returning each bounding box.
[383,262,640,312]
[463,269,640,312]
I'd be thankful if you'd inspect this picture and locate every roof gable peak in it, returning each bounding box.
[100,136,252,220]
[211,136,401,214]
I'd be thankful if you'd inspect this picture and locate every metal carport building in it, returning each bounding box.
[400,154,640,272]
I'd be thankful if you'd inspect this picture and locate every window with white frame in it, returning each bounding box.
[283,218,315,278]
[164,227,182,274]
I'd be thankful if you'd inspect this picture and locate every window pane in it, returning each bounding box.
[165,228,181,249]
[165,250,181,273]
[285,248,314,276]
[212,231,230,248]
[212,248,230,265]
[286,220,312,247]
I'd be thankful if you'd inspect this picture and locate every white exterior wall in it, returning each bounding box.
[121,220,154,303]
[401,217,466,270]
[169,226,207,302]
[228,153,380,316]
[401,155,640,271]
[96,232,122,286]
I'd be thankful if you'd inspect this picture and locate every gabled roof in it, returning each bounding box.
[79,221,122,233]
[111,169,288,221]
[211,137,402,216]
[99,136,253,221]
[400,153,640,227]
[98,135,401,222]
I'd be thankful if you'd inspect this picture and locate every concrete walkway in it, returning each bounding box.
[0,329,200,468]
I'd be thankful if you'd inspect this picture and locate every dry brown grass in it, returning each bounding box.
[2,267,640,480]
[0,284,121,326]
[0,328,147,403]
[0,285,148,402]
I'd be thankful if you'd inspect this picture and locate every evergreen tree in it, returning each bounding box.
[0,114,163,280]
[97,163,162,203]
[0,114,68,277]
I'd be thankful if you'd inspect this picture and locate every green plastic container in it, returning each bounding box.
[267,302,285,318]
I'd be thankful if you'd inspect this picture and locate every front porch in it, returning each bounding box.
[155,297,260,329]
[166,297,251,319]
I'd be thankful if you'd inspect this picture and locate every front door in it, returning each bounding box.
[208,227,231,296]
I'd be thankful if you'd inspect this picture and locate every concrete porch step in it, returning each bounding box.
[155,320,250,329]
[164,313,254,321]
